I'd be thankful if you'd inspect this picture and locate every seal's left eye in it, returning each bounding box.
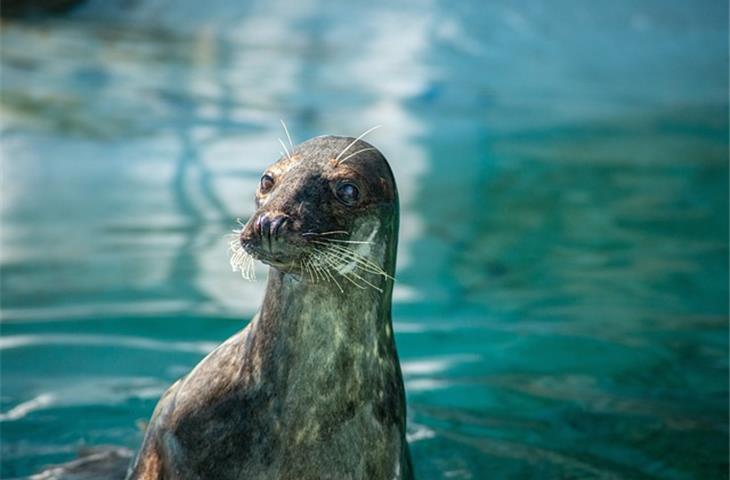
[260,174,275,193]
[336,182,360,206]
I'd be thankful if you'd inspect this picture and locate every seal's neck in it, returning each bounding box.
[250,266,398,394]
[246,212,401,407]
[240,219,405,449]
[256,214,398,354]
[260,267,394,344]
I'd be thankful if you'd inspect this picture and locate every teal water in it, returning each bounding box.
[1,1,728,478]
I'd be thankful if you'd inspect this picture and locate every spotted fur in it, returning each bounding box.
[126,135,412,480]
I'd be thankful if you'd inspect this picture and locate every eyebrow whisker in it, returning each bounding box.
[334,125,382,163]
[338,147,377,165]
[280,119,294,149]
[278,138,292,160]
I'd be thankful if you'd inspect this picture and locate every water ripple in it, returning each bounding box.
[0,394,55,422]
[0,334,217,354]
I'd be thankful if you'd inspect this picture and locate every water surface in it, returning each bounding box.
[1,1,728,478]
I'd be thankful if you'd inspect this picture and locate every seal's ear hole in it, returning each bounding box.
[335,181,360,206]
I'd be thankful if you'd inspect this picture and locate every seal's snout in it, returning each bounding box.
[255,213,290,245]
[241,211,298,265]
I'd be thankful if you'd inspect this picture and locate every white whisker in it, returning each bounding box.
[315,245,386,293]
[311,248,345,292]
[338,147,377,165]
[321,255,369,290]
[319,262,344,293]
[316,249,370,290]
[228,228,256,281]
[311,240,394,280]
[335,125,382,162]
[306,261,315,282]
[307,254,327,283]
[344,268,383,292]
[278,138,292,160]
[316,238,373,245]
[280,119,294,149]
[302,230,350,238]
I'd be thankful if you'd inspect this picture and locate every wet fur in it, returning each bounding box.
[126,136,412,480]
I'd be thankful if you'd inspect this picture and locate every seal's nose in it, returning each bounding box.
[255,213,290,251]
[269,215,289,240]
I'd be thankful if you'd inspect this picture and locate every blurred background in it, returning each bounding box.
[1,0,728,478]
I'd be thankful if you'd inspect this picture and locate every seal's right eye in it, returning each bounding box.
[335,182,360,206]
[260,174,275,194]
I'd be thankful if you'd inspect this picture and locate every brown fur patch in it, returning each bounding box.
[136,445,163,479]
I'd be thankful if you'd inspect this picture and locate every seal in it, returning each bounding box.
[126,135,413,480]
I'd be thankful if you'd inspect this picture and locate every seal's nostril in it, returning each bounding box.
[259,215,272,240]
[270,215,289,241]
[254,215,265,236]
[256,213,289,252]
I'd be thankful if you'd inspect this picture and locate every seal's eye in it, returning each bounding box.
[336,182,360,206]
[260,174,275,194]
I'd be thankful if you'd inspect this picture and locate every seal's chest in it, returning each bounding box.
[275,406,403,480]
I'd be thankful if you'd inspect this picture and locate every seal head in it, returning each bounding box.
[239,135,398,280]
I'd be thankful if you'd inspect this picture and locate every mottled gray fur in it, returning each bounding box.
[125,136,413,480]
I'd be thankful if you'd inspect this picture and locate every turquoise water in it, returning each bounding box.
[1,1,728,478]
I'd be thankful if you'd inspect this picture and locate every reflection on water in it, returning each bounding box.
[1,1,728,478]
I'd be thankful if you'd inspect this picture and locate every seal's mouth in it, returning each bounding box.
[241,241,301,269]
[228,210,310,276]
[229,234,300,280]
[229,211,392,293]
